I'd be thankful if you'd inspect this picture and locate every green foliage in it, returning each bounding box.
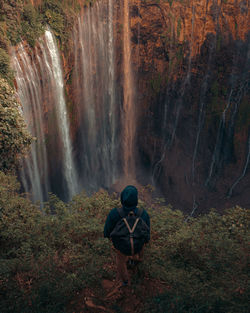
[143,206,249,313]
[0,78,32,171]
[176,44,184,62]
[44,9,64,38]
[0,48,11,78]
[0,0,79,54]
[0,22,9,50]
[150,73,162,94]
[21,3,44,47]
[0,22,14,82]
[42,0,64,13]
[177,17,182,38]
[167,0,174,7]
[0,174,249,313]
[40,0,76,46]
[0,178,118,312]
[0,0,23,45]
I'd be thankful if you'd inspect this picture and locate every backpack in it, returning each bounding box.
[110,207,150,256]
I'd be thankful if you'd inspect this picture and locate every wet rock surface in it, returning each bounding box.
[9,0,250,212]
[125,0,250,212]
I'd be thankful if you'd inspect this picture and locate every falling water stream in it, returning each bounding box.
[72,0,118,190]
[13,44,49,203]
[123,0,135,177]
[43,30,79,199]
[10,0,249,207]
[13,30,78,202]
[191,35,216,182]
[13,1,121,202]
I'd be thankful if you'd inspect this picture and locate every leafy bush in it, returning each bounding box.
[144,206,249,313]
[0,22,9,50]
[0,48,10,77]
[0,176,119,312]
[0,1,23,45]
[41,0,64,13]
[44,9,64,38]
[0,0,79,51]
[0,174,249,313]
[41,0,77,47]
[0,78,32,171]
[21,3,44,47]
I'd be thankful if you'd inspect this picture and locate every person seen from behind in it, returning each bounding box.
[104,185,150,287]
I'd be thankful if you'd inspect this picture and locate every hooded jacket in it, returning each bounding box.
[103,185,150,241]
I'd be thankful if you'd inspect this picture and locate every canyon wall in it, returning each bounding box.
[124,0,249,212]
[9,0,249,212]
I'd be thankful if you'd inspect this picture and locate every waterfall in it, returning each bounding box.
[191,35,216,182]
[72,0,118,190]
[152,4,195,184]
[12,30,78,202]
[43,30,79,200]
[169,4,195,147]
[228,134,250,198]
[12,44,50,203]
[123,0,136,177]
[205,40,249,188]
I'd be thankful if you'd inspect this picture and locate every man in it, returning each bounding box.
[104,185,150,286]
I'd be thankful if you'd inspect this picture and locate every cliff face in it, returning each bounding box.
[8,0,249,211]
[123,0,249,212]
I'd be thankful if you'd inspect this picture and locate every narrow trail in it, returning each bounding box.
[67,257,168,313]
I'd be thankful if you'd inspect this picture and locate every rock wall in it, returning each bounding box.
[8,0,249,211]
[40,0,250,212]
[123,0,249,212]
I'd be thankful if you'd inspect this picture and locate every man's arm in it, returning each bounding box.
[142,210,150,243]
[104,208,119,238]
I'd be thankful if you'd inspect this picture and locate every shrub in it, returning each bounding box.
[143,206,249,313]
[0,178,118,312]
[21,4,44,47]
[0,175,248,313]
[44,9,64,37]
[0,0,78,50]
[0,48,10,76]
[0,78,32,171]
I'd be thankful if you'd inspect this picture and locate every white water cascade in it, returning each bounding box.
[43,30,79,199]
[72,0,119,190]
[12,30,79,202]
[122,0,136,177]
[12,44,49,203]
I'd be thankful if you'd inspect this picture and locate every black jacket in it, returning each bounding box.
[103,185,150,241]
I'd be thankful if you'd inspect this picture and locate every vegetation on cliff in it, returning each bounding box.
[0,171,249,312]
[0,0,101,88]
[0,78,32,172]
[0,0,83,81]
[0,0,81,48]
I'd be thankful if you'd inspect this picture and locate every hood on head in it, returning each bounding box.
[120,185,138,209]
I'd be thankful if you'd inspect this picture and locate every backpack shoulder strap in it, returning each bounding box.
[136,207,144,217]
[117,207,126,218]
